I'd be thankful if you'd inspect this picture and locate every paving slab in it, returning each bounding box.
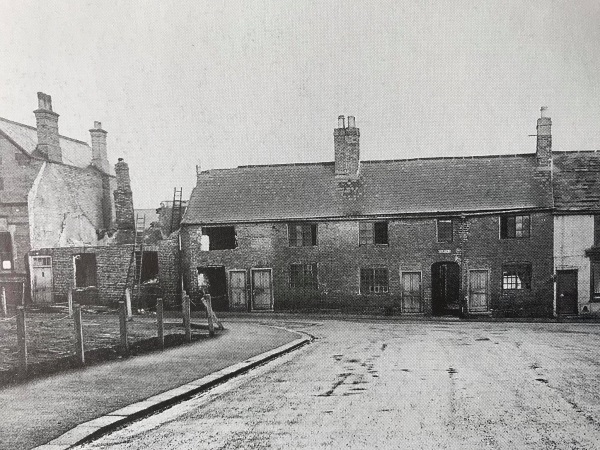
[0,322,304,450]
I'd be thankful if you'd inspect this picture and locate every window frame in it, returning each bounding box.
[359,221,389,246]
[360,267,389,294]
[0,231,13,270]
[500,214,531,239]
[436,219,453,243]
[501,262,532,290]
[289,263,319,289]
[288,223,318,247]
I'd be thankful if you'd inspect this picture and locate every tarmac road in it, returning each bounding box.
[77,319,600,449]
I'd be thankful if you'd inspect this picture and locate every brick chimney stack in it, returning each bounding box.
[536,106,552,167]
[114,158,135,233]
[90,121,109,173]
[334,115,360,179]
[34,92,62,163]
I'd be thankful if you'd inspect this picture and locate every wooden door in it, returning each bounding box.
[469,270,489,312]
[556,270,578,315]
[30,256,53,304]
[401,272,422,313]
[251,269,273,310]
[229,270,248,311]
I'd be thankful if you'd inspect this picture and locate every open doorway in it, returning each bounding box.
[197,266,228,311]
[431,262,460,315]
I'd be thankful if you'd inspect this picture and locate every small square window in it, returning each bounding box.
[500,215,530,239]
[359,222,388,245]
[288,224,317,247]
[360,268,389,294]
[502,263,531,290]
[437,219,453,243]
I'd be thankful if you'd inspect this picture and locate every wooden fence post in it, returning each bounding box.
[16,306,27,378]
[73,304,85,365]
[119,301,129,356]
[182,294,191,343]
[125,288,133,320]
[156,298,164,349]
[68,289,73,318]
[1,286,7,317]
[206,295,215,337]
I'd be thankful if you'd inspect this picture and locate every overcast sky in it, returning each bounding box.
[1,0,599,208]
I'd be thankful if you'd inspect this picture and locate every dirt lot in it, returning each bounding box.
[0,306,193,382]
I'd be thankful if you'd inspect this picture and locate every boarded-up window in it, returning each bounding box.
[75,254,97,287]
[500,215,530,239]
[360,268,389,294]
[202,227,236,250]
[437,219,453,243]
[290,263,318,289]
[359,222,388,245]
[0,232,13,270]
[288,224,317,247]
[502,263,531,290]
[592,261,600,302]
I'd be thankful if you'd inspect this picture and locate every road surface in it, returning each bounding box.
[77,319,600,449]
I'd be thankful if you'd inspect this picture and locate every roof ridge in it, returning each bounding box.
[0,115,90,147]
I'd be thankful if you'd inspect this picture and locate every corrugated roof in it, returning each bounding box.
[553,151,600,212]
[0,116,115,175]
[183,154,553,224]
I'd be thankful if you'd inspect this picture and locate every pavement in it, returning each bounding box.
[76,319,600,449]
[0,321,309,450]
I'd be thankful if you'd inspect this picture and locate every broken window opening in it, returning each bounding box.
[75,253,97,288]
[136,251,159,284]
[0,232,13,270]
[500,215,530,239]
[288,223,317,247]
[202,226,237,250]
[437,219,453,243]
[502,263,531,290]
[359,222,388,245]
[290,263,318,289]
[360,268,389,294]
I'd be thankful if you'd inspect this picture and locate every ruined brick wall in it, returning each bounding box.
[175,212,554,316]
[31,245,135,305]
[28,163,110,249]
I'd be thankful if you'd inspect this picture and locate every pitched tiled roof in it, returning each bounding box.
[183,154,553,224]
[0,116,115,175]
[553,151,600,212]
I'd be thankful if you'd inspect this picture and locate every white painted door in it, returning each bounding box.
[229,270,248,310]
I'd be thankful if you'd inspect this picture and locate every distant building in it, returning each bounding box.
[159,112,578,317]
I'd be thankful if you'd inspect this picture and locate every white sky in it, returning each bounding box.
[1,0,599,208]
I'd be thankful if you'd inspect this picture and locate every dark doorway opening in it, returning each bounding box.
[556,270,578,315]
[197,266,228,311]
[431,262,460,315]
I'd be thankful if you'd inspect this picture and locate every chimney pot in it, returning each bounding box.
[94,121,102,129]
[338,115,345,129]
[347,116,356,128]
[540,106,548,118]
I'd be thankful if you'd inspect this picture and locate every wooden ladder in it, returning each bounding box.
[170,187,183,235]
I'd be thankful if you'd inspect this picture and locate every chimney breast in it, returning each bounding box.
[34,92,62,163]
[334,115,360,179]
[90,121,109,173]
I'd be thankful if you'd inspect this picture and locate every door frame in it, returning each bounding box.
[400,270,423,313]
[250,268,274,311]
[228,269,248,311]
[468,269,490,312]
[29,255,54,304]
[556,269,578,315]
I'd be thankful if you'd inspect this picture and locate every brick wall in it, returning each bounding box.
[173,212,554,316]
[158,231,181,306]
[31,245,135,306]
